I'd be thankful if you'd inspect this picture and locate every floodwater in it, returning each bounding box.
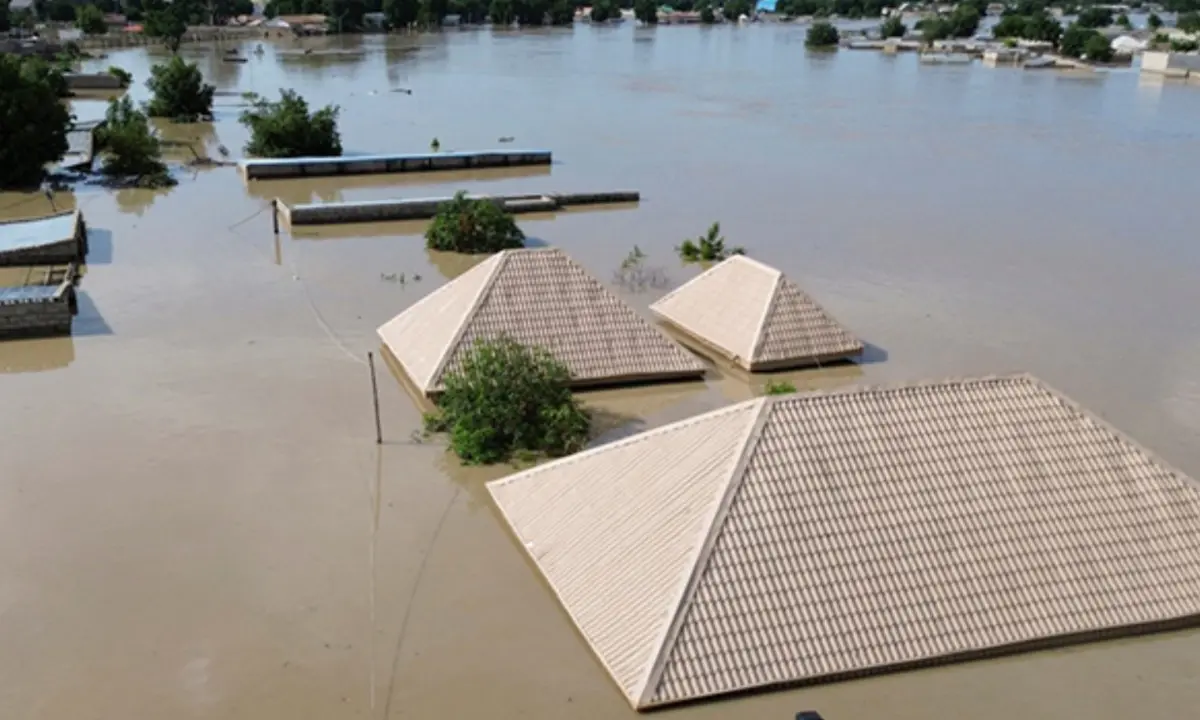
[3,24,1200,720]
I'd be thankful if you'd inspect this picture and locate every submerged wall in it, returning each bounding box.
[0,283,75,339]
[278,191,640,226]
[1142,51,1200,76]
[64,73,125,90]
[241,150,553,180]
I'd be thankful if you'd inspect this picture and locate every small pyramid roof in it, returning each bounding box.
[378,248,705,395]
[488,374,1200,709]
[650,255,863,372]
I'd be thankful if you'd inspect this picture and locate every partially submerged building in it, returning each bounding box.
[377,248,705,398]
[489,374,1200,710]
[0,265,78,339]
[0,211,88,267]
[650,255,863,372]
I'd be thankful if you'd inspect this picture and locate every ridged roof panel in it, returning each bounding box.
[436,249,704,390]
[488,400,763,704]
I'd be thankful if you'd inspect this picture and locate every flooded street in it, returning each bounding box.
[4,25,1200,719]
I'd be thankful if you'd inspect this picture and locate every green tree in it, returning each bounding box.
[146,56,215,122]
[96,95,174,187]
[384,0,419,25]
[449,0,487,21]
[0,56,72,189]
[325,0,367,31]
[1115,12,1130,28]
[1075,6,1111,28]
[1059,22,1098,57]
[634,0,656,23]
[880,15,906,38]
[1024,10,1062,43]
[949,3,980,36]
[698,0,714,22]
[77,3,107,32]
[144,0,189,53]
[423,336,590,465]
[723,0,751,20]
[107,66,133,88]
[677,222,744,262]
[417,0,447,24]
[489,0,514,22]
[1147,12,1162,29]
[589,0,617,21]
[47,0,76,21]
[547,0,573,24]
[1179,12,1200,33]
[0,2,9,32]
[1082,31,1113,60]
[425,192,525,253]
[240,90,342,158]
[513,0,549,24]
[806,20,839,47]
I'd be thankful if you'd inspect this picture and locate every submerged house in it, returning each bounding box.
[650,255,863,372]
[0,211,88,267]
[488,374,1200,710]
[377,248,705,398]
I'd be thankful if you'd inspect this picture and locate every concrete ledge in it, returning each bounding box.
[277,191,640,226]
[240,150,553,181]
[0,277,76,340]
[0,210,88,266]
[64,72,125,91]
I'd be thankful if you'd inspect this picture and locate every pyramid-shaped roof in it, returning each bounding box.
[650,255,863,372]
[378,248,705,395]
[488,374,1200,709]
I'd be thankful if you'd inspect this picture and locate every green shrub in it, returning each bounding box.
[107,66,132,88]
[239,89,341,158]
[764,380,797,395]
[1171,38,1200,52]
[96,96,175,188]
[806,20,839,47]
[145,56,214,121]
[880,16,906,38]
[76,3,107,34]
[425,191,525,254]
[1083,32,1114,61]
[678,222,744,262]
[423,336,591,465]
[590,0,618,21]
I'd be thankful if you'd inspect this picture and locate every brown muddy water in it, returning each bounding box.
[4,25,1200,720]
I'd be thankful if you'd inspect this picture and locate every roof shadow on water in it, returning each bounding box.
[0,337,75,373]
[860,341,888,365]
[86,227,113,265]
[72,292,113,337]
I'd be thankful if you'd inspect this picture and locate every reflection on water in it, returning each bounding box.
[3,24,1200,720]
[0,336,75,373]
[243,164,554,205]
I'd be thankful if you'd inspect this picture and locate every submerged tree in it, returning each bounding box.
[0,55,72,189]
[146,56,215,121]
[239,89,342,157]
[880,15,906,38]
[425,191,525,254]
[144,0,189,53]
[806,20,839,47]
[634,0,657,24]
[423,336,591,465]
[589,0,617,22]
[678,222,744,262]
[76,3,107,33]
[96,95,175,187]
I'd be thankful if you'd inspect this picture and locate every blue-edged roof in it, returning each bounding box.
[756,0,776,11]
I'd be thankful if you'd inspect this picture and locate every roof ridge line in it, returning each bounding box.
[635,396,774,708]
[488,397,761,490]
[649,255,735,311]
[425,251,509,388]
[747,270,785,363]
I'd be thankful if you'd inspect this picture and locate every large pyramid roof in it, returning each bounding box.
[650,255,863,371]
[378,248,705,395]
[488,375,1200,709]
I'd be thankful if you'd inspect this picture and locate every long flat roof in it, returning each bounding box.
[0,212,79,254]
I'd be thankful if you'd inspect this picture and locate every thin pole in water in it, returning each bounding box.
[368,351,382,445]
[271,199,279,235]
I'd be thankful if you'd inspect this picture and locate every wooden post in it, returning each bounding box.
[368,352,382,445]
[271,199,279,235]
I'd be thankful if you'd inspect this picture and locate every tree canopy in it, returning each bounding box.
[634,0,657,24]
[589,0,618,21]
[1059,22,1112,59]
[880,15,906,38]
[0,56,72,189]
[96,95,175,187]
[423,336,591,465]
[146,56,215,122]
[383,0,419,26]
[239,90,342,158]
[806,20,840,47]
[1074,6,1112,28]
[144,0,189,53]
[678,222,744,262]
[76,4,108,33]
[425,192,526,254]
[723,0,752,20]
[991,9,1061,44]
[1179,12,1200,33]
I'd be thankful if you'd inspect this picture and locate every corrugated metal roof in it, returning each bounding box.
[488,374,1200,709]
[377,248,705,395]
[0,211,80,255]
[650,255,863,372]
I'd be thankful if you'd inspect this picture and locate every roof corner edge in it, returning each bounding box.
[747,271,785,362]
[633,397,774,707]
